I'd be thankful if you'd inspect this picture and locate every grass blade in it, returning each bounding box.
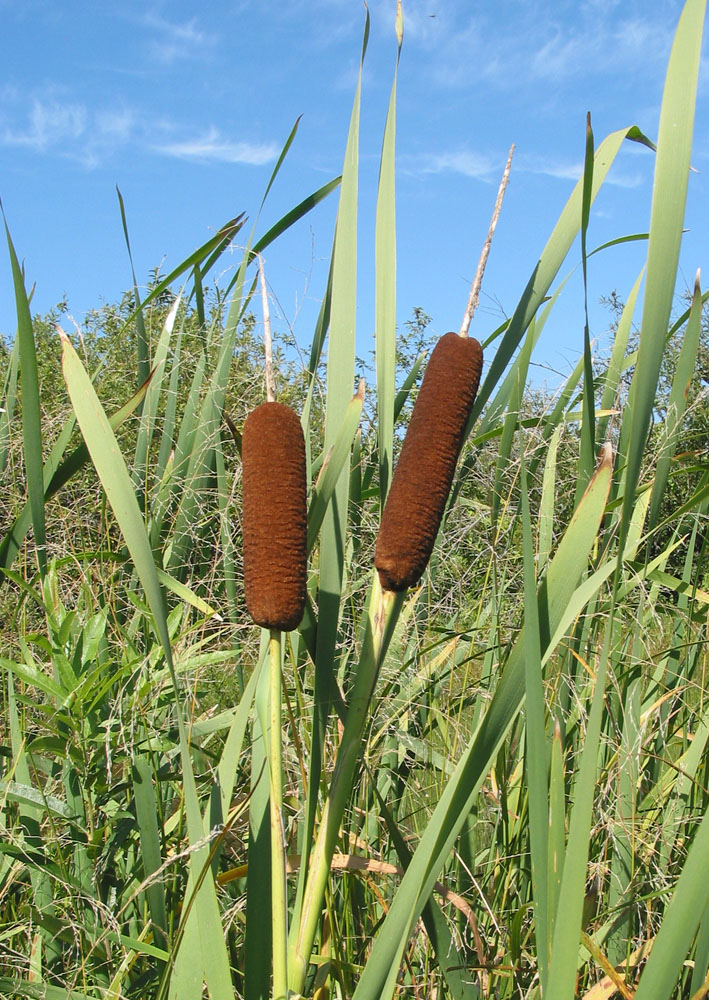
[251,177,341,259]
[633,803,709,1000]
[618,0,706,553]
[375,9,401,505]
[521,452,550,988]
[648,269,703,530]
[133,293,181,499]
[0,337,19,474]
[470,125,650,427]
[0,359,152,577]
[116,187,150,389]
[577,113,597,502]
[290,12,368,969]
[132,754,168,947]
[129,214,246,322]
[307,383,364,554]
[3,212,46,574]
[545,630,613,999]
[597,268,643,448]
[538,425,562,572]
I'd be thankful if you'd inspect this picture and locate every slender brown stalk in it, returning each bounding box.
[258,252,275,403]
[459,143,515,338]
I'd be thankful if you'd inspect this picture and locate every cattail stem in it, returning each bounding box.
[459,143,514,338]
[268,630,288,999]
[288,573,405,994]
[258,253,275,403]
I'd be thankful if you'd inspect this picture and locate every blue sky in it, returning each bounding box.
[1,0,707,387]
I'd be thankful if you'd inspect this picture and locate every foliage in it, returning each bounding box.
[1,2,708,999]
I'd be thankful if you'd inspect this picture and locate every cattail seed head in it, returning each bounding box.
[375,332,483,592]
[242,401,307,631]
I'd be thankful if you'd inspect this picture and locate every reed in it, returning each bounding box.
[2,2,708,998]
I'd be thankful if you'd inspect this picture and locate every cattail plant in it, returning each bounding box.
[291,115,507,999]
[291,339,484,991]
[375,331,483,592]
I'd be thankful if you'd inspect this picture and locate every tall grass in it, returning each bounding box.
[1,1,708,998]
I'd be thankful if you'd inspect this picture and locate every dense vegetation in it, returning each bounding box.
[1,2,708,998]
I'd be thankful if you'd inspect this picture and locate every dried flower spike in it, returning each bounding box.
[242,401,307,630]
[375,332,483,592]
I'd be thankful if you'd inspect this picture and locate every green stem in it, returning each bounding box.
[269,630,288,1000]
[288,573,405,994]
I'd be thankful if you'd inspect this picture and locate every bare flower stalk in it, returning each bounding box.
[459,143,515,339]
[258,252,275,403]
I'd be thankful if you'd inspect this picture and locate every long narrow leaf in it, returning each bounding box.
[3,214,46,574]
[618,0,706,554]
[290,11,368,959]
[648,269,703,529]
[633,803,709,1000]
[375,7,401,505]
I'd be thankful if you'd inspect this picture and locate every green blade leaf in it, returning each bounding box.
[618,0,706,554]
[521,453,550,988]
[470,125,649,427]
[3,211,46,574]
[132,755,168,946]
[648,269,703,530]
[633,803,709,1000]
[307,383,364,554]
[375,25,401,505]
[0,368,151,577]
[116,186,150,389]
[290,12,368,975]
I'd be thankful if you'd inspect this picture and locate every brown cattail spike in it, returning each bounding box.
[375,332,483,592]
[242,401,307,630]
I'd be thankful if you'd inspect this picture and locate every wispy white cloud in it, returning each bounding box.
[528,15,671,85]
[596,170,645,190]
[0,91,144,167]
[415,148,498,180]
[142,12,216,65]
[0,90,277,169]
[530,33,580,84]
[154,128,279,165]
[519,154,645,188]
[2,97,86,152]
[95,108,136,143]
[530,159,585,182]
[416,15,488,90]
[409,145,642,188]
[390,1,676,94]
[580,0,623,13]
